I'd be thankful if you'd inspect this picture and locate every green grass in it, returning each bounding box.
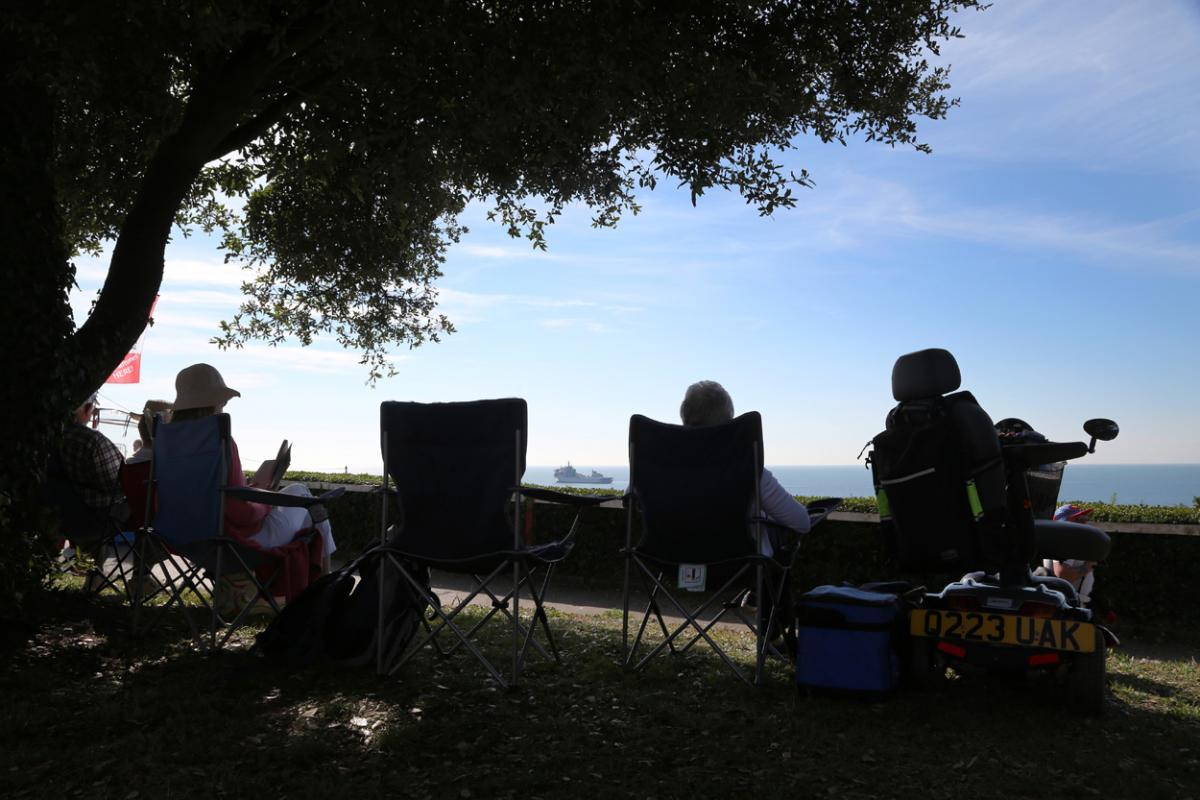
[2,583,1198,800]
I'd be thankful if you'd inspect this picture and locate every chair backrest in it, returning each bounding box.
[150,414,230,548]
[120,460,152,530]
[871,348,1011,571]
[628,412,763,564]
[380,399,526,559]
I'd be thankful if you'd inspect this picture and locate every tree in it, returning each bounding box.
[0,0,982,607]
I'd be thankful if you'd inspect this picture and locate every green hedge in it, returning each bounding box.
[316,483,1200,627]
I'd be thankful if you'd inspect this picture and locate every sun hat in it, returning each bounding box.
[172,363,240,411]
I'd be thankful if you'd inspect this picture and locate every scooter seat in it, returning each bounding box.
[1035,519,1110,562]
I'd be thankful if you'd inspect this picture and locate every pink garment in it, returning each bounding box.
[254,532,325,602]
[224,438,269,540]
[225,438,324,601]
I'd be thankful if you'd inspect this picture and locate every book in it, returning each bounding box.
[252,439,291,490]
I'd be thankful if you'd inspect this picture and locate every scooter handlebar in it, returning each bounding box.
[1001,441,1089,468]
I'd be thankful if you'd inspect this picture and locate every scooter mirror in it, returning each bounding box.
[1083,418,1119,453]
[1084,419,1119,441]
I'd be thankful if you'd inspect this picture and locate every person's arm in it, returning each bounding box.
[224,438,269,530]
[759,468,810,534]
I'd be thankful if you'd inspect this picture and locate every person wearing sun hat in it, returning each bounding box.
[168,363,336,586]
[171,362,241,413]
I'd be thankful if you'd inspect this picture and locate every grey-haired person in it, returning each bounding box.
[679,380,811,557]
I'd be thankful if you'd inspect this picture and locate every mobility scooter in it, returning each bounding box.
[867,348,1119,714]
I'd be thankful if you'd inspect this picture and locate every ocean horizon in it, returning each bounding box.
[522,464,1200,507]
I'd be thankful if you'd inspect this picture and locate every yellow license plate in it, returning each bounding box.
[910,609,1095,653]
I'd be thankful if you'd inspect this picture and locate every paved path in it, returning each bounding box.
[429,570,754,630]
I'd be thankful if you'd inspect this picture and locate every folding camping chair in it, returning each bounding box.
[43,454,133,598]
[374,399,609,689]
[135,413,341,647]
[622,412,796,686]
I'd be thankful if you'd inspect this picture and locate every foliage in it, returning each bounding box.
[8,0,984,388]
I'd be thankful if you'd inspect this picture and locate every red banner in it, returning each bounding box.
[105,295,158,385]
[106,352,141,384]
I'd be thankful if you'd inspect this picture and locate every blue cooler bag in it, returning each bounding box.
[795,585,902,697]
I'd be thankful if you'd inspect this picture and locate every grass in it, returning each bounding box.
[2,581,1199,800]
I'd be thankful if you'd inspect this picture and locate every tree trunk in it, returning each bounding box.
[0,38,77,610]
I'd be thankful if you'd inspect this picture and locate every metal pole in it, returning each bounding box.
[753,440,766,685]
[513,427,521,685]
[379,433,389,676]
[621,441,633,667]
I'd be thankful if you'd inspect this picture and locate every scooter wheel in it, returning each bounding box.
[1066,634,1107,715]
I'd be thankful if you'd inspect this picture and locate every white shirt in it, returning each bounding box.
[757,468,811,557]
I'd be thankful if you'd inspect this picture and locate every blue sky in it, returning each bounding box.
[73,0,1200,472]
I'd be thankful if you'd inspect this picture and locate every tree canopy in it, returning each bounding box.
[19,0,979,384]
[0,0,981,605]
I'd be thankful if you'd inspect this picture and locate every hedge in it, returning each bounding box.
[309,481,1200,628]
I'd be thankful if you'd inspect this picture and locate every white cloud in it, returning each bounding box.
[936,0,1200,171]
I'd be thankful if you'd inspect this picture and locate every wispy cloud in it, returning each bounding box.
[936,0,1200,171]
[755,169,1200,274]
[539,318,610,333]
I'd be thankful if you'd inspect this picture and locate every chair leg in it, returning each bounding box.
[509,563,561,669]
[437,571,553,663]
[385,555,510,689]
[628,558,753,685]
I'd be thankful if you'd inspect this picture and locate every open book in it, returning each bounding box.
[252,440,292,490]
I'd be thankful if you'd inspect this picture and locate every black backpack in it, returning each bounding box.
[868,392,1000,572]
[254,546,432,670]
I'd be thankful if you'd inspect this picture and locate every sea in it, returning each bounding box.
[524,464,1200,507]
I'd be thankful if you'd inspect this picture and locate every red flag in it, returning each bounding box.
[106,295,158,385]
[106,352,142,384]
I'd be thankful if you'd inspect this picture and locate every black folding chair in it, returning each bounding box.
[375,399,608,689]
[136,413,342,647]
[43,453,133,598]
[622,412,796,686]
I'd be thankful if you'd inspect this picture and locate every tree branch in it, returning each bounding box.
[206,71,333,162]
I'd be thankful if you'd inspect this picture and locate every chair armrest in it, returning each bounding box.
[222,486,346,508]
[750,497,843,533]
[516,487,613,507]
[805,497,843,527]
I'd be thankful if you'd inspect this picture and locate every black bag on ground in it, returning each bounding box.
[255,547,432,670]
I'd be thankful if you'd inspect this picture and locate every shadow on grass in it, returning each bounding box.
[1,588,1198,800]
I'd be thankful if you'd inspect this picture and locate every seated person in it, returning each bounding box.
[122,399,172,531]
[169,363,336,569]
[678,380,811,557]
[51,391,127,555]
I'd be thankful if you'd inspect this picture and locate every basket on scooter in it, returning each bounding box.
[1026,461,1065,520]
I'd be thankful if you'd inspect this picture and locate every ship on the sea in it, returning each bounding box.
[554,463,613,484]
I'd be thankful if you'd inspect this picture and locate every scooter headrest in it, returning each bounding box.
[892,348,962,401]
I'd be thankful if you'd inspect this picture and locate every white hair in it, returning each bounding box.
[679,380,734,427]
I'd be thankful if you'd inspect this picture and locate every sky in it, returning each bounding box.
[72,0,1200,473]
